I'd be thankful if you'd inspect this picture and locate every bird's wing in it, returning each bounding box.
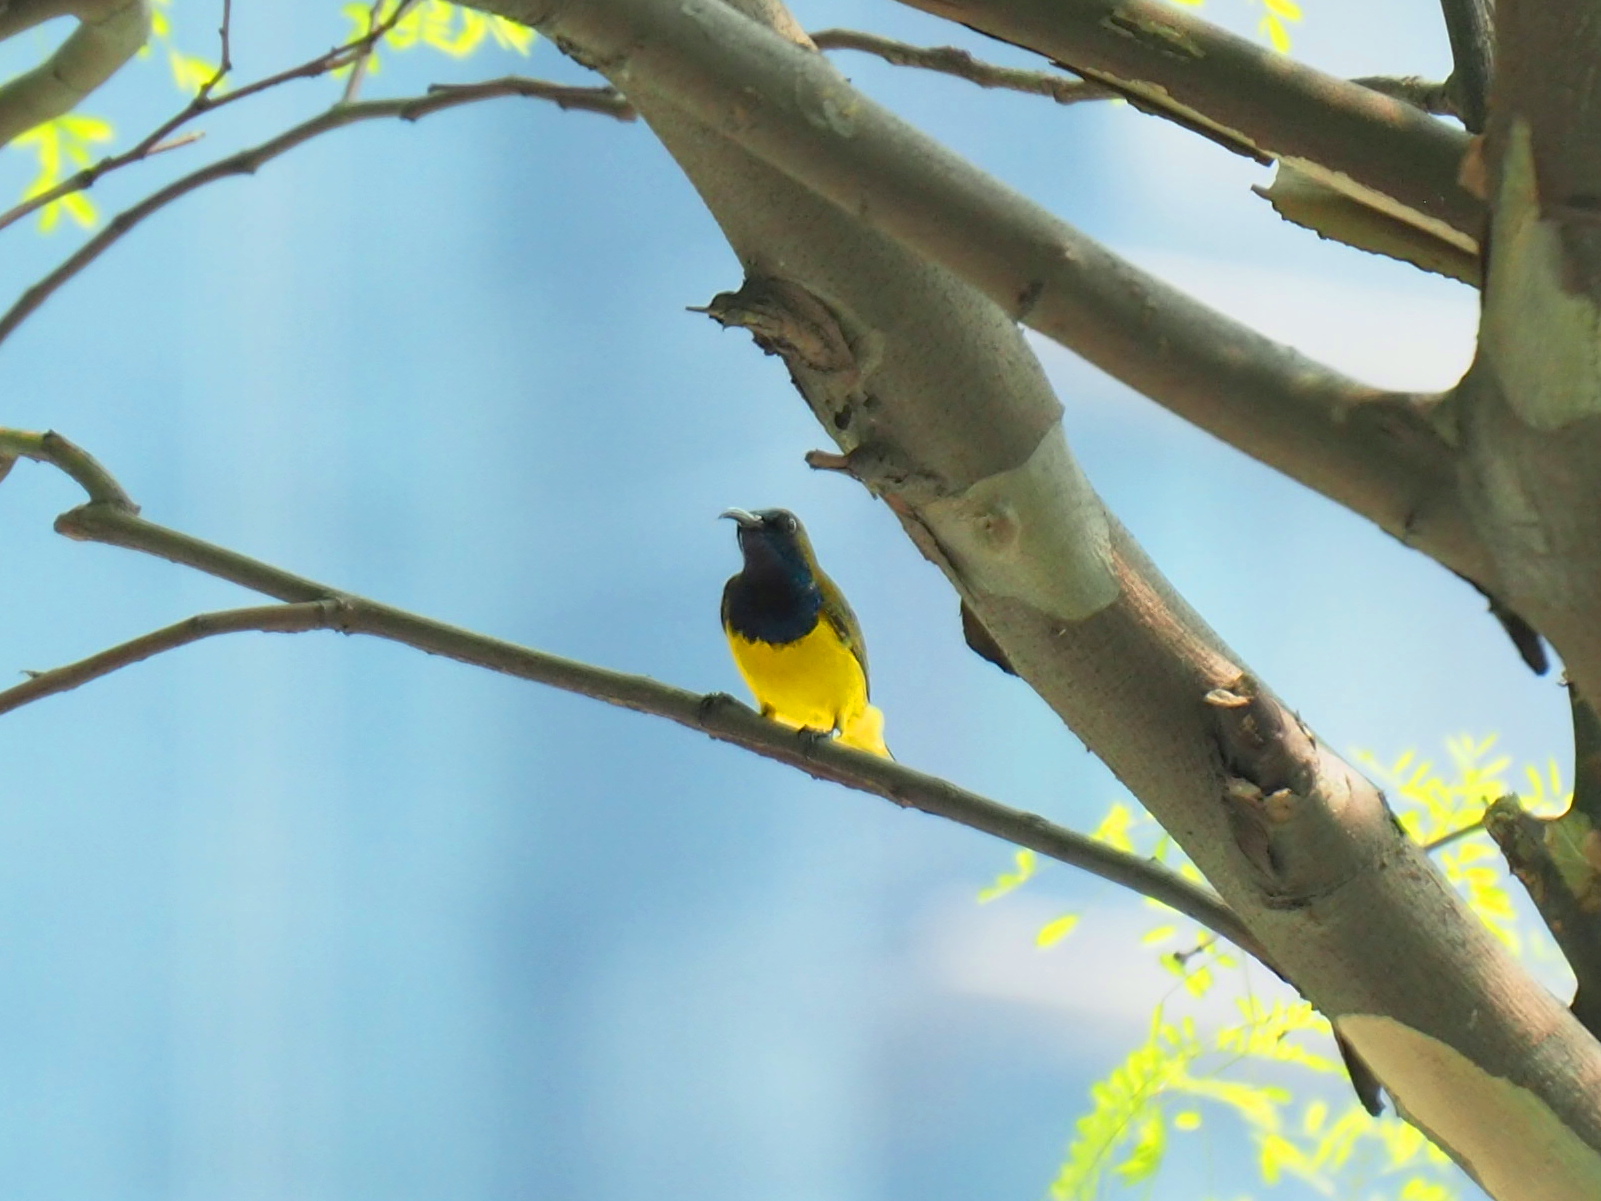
[816,571,872,693]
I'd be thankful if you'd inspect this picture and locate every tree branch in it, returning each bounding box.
[809,28,1114,105]
[1483,687,1601,1038]
[0,430,1262,963]
[0,602,339,715]
[1438,0,1494,133]
[486,0,1493,588]
[1353,75,1457,117]
[0,0,151,148]
[891,0,1483,248]
[0,78,630,348]
[462,0,1601,1168]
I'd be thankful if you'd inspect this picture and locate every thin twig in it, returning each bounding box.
[200,0,234,103]
[809,28,1114,105]
[0,427,1264,963]
[1421,820,1484,853]
[343,0,416,104]
[1437,0,1494,132]
[0,602,339,715]
[0,0,425,234]
[0,78,630,348]
[1352,75,1456,117]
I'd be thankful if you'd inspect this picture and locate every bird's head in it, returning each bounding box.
[721,507,819,585]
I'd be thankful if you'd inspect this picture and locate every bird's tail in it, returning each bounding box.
[839,704,893,759]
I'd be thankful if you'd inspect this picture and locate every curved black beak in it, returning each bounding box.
[719,508,761,529]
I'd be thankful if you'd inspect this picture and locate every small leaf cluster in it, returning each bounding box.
[341,1,536,65]
[7,1,535,229]
[980,735,1563,1200]
[149,0,223,99]
[10,115,113,231]
[1361,735,1568,955]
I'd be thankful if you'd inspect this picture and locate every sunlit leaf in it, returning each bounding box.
[1090,802,1136,852]
[978,848,1036,902]
[10,114,114,229]
[1037,914,1080,948]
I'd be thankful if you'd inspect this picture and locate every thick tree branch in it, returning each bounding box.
[891,0,1483,247]
[1451,0,1601,711]
[1484,687,1601,1038]
[809,28,1114,105]
[486,0,1492,589]
[462,0,1601,1182]
[0,0,151,148]
[1438,0,1494,133]
[0,431,1260,961]
[0,78,630,348]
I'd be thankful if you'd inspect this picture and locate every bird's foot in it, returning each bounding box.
[796,727,833,759]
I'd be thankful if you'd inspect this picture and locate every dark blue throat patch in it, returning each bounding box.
[725,528,822,645]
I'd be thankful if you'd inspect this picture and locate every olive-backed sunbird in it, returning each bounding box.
[720,508,891,758]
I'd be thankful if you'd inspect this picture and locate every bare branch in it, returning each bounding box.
[0,431,1261,962]
[1421,820,1485,854]
[0,78,630,348]
[892,0,1482,247]
[213,0,234,90]
[343,0,422,104]
[1353,75,1457,117]
[1438,0,1494,133]
[0,602,339,716]
[0,428,135,507]
[809,28,1114,105]
[0,0,151,148]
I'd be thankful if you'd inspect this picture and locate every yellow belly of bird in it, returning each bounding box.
[727,622,890,757]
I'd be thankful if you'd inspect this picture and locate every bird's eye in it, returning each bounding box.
[777,513,796,532]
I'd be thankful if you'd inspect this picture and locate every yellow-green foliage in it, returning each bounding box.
[12,0,217,231]
[980,735,1560,1200]
[10,115,113,231]
[1360,735,1567,955]
[342,1,536,63]
[1166,0,1304,53]
[149,0,222,98]
[8,1,534,228]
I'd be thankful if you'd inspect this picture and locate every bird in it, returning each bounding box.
[720,507,891,758]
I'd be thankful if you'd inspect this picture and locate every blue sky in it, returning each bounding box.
[0,2,1554,1198]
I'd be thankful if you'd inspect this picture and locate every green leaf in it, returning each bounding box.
[9,115,114,229]
[1036,914,1080,948]
[1113,1110,1166,1183]
[977,848,1036,902]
